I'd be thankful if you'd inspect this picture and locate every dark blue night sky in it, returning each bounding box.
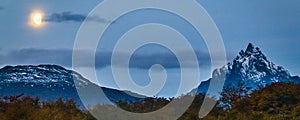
[0,0,299,96]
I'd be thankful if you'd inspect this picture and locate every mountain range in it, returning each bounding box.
[0,43,299,109]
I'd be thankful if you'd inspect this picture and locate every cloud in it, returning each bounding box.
[0,48,233,69]
[45,12,112,23]
[0,48,73,67]
[0,49,109,68]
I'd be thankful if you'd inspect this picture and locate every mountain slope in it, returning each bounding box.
[0,65,145,109]
[196,43,300,94]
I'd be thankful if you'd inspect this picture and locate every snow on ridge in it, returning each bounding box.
[217,43,292,88]
[0,65,90,87]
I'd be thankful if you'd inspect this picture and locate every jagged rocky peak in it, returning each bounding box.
[226,43,291,87]
[227,43,268,72]
[236,43,265,60]
[196,43,299,94]
[245,43,258,54]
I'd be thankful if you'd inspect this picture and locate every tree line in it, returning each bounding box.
[1,82,300,120]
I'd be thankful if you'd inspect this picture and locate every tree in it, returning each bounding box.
[220,81,251,110]
[0,95,95,120]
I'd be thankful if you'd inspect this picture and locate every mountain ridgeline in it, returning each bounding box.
[196,43,300,94]
[0,65,144,109]
[0,43,299,109]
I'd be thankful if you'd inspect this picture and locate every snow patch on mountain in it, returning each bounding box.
[0,64,145,109]
[196,43,299,94]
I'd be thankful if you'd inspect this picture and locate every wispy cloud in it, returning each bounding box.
[0,48,233,69]
[45,12,112,23]
[0,49,109,68]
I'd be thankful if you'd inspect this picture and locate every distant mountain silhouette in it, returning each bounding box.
[0,65,145,109]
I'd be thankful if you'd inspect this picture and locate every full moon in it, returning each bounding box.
[33,13,42,25]
[30,10,44,27]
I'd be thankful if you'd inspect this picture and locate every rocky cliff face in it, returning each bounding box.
[196,43,300,94]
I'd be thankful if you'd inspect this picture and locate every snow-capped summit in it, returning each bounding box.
[226,43,292,87]
[196,43,299,94]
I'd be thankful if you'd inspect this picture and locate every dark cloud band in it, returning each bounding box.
[0,48,232,69]
[45,12,111,23]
